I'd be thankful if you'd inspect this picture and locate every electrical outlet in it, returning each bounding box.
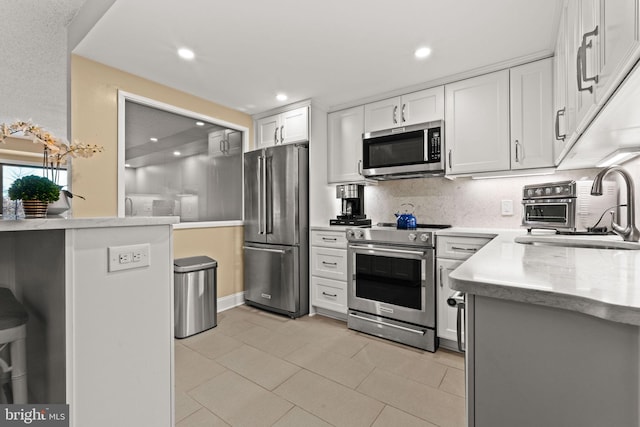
[501,199,514,216]
[109,244,151,272]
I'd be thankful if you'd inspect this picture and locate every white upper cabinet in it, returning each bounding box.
[327,106,365,184]
[554,3,570,162]
[569,0,639,138]
[595,0,640,102]
[255,106,309,149]
[209,130,242,157]
[510,58,554,170]
[364,86,444,132]
[445,70,511,175]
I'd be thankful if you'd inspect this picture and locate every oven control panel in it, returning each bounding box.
[346,228,434,247]
[523,181,576,200]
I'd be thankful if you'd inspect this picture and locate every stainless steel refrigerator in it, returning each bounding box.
[243,143,309,318]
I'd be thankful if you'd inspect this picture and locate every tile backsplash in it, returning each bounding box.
[365,168,601,228]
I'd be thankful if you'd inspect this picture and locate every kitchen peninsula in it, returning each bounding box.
[0,216,178,427]
[449,230,640,427]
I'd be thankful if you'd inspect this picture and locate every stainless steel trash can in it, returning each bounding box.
[174,256,217,338]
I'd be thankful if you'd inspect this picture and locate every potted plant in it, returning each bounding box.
[8,175,61,218]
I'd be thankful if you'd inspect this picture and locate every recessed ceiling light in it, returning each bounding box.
[149,137,158,142]
[414,47,432,59]
[173,151,181,156]
[125,163,131,168]
[195,121,205,126]
[178,48,195,60]
[276,93,288,102]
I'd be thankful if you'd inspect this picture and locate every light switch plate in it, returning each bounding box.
[108,244,150,272]
[501,200,514,216]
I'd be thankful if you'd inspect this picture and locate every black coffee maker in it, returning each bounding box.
[330,184,371,226]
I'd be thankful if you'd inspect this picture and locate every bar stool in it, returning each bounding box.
[0,287,28,403]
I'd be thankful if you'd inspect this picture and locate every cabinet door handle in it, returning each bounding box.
[280,125,284,143]
[401,104,406,123]
[393,105,398,124]
[358,159,363,175]
[322,237,337,242]
[514,139,520,163]
[576,26,599,93]
[451,246,478,252]
[274,127,279,144]
[220,139,224,153]
[555,108,566,141]
[448,149,452,170]
[322,261,338,267]
[322,291,338,298]
[439,265,443,288]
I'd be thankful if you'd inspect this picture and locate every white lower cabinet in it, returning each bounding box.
[436,234,492,350]
[310,229,348,317]
[436,258,463,343]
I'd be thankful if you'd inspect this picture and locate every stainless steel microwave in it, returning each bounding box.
[361,120,444,180]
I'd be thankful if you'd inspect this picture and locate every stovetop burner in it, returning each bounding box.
[346,223,451,247]
[375,223,452,230]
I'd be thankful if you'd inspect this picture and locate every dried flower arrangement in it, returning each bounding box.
[0,120,104,182]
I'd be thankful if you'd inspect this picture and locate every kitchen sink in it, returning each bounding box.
[514,235,640,250]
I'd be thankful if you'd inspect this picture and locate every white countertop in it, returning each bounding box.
[449,229,640,326]
[0,216,179,232]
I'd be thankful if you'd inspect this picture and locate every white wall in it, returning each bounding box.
[1,1,85,138]
[364,168,602,228]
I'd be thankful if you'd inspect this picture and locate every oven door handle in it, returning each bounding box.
[348,313,426,335]
[348,244,426,257]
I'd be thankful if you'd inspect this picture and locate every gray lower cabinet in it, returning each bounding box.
[467,295,639,427]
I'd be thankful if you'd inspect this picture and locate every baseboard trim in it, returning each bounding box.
[218,291,245,312]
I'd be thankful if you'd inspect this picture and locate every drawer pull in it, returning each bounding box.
[322,237,338,241]
[322,291,338,298]
[322,261,338,267]
[451,246,478,252]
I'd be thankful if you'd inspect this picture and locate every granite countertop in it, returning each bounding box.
[449,230,640,326]
[0,216,180,232]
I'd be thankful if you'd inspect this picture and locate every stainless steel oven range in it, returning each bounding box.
[346,223,450,352]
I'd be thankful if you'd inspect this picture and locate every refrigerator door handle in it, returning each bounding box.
[258,155,266,234]
[242,246,288,254]
[265,154,272,235]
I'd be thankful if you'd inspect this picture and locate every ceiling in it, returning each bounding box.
[73,0,562,115]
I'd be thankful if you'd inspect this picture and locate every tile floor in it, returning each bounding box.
[175,305,465,427]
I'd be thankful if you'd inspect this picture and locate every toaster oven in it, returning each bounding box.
[521,180,618,232]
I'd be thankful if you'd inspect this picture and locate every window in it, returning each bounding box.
[122,98,244,222]
[1,164,67,216]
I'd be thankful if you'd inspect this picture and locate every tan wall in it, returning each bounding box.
[71,55,252,298]
[173,227,244,298]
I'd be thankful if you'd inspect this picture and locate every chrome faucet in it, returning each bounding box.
[590,165,640,242]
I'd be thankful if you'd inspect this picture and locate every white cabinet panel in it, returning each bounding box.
[595,0,639,103]
[554,4,570,163]
[281,107,309,144]
[255,106,309,148]
[401,86,445,126]
[436,258,463,343]
[436,235,492,260]
[256,114,280,149]
[445,70,511,174]
[327,106,365,183]
[364,97,400,132]
[364,87,444,133]
[510,58,554,169]
[311,230,348,248]
[311,276,347,314]
[311,246,347,281]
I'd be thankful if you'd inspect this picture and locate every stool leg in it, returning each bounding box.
[10,336,27,404]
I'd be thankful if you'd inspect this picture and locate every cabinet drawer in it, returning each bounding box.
[436,235,492,260]
[311,230,347,248]
[311,276,347,314]
[311,247,347,281]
